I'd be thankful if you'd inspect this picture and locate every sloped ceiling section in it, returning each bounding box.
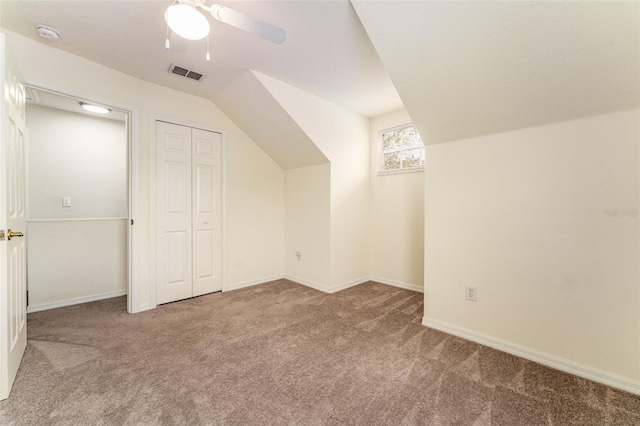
[0,0,403,118]
[352,1,640,145]
[214,70,328,170]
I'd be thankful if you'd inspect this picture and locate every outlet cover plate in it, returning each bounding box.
[465,284,477,301]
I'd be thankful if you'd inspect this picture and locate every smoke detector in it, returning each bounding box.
[36,25,60,41]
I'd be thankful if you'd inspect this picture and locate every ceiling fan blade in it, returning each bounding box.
[209,4,286,44]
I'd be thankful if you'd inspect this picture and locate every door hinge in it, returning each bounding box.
[0,230,4,241]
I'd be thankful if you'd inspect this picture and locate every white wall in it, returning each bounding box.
[284,164,331,287]
[423,109,640,388]
[369,109,424,291]
[26,104,128,310]
[4,30,285,310]
[27,220,127,311]
[27,105,127,219]
[255,71,371,290]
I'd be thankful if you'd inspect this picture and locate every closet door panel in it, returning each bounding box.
[195,165,214,213]
[166,231,189,285]
[156,121,193,304]
[192,129,222,296]
[195,229,214,280]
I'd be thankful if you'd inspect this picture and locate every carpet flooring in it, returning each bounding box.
[0,280,638,425]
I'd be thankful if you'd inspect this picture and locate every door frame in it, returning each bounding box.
[22,84,140,314]
[150,115,226,307]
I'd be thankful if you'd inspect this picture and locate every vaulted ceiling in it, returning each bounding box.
[353,1,639,144]
[1,0,638,163]
[0,0,402,118]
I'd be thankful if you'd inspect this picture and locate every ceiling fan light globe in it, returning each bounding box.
[165,3,210,40]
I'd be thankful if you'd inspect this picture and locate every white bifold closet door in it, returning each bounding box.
[155,121,222,305]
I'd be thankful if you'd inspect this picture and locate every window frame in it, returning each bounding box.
[377,123,425,176]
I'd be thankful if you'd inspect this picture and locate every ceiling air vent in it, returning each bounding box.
[169,64,205,81]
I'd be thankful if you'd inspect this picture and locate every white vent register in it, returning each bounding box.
[169,64,205,81]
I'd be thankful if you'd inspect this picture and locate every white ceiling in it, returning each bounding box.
[2,1,637,154]
[215,70,327,169]
[26,86,127,122]
[353,1,640,144]
[0,0,403,118]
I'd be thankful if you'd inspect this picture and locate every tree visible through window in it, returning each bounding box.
[379,124,424,174]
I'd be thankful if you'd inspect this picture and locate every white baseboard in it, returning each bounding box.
[283,274,328,293]
[27,289,128,314]
[326,276,371,293]
[224,275,285,292]
[257,274,423,295]
[284,274,370,294]
[370,276,424,293]
[422,317,640,396]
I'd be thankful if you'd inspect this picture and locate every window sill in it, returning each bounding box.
[377,167,424,176]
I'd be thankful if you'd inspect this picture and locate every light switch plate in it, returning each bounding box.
[62,197,71,207]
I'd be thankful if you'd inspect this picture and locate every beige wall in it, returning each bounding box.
[255,72,371,290]
[369,109,424,290]
[423,109,640,384]
[4,31,285,311]
[284,164,331,287]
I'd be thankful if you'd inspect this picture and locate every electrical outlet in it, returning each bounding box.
[465,285,477,301]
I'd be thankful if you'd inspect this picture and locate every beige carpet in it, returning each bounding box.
[0,280,638,425]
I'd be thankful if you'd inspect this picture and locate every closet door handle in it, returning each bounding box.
[7,229,24,240]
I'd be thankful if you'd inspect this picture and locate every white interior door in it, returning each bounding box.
[156,121,193,304]
[156,121,222,305]
[192,129,222,296]
[0,34,27,401]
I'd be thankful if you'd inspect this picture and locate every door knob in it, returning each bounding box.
[7,229,23,241]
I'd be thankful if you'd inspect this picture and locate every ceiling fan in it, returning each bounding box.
[165,0,287,49]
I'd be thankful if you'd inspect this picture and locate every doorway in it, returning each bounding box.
[24,86,133,312]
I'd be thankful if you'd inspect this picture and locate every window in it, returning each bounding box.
[378,124,424,174]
